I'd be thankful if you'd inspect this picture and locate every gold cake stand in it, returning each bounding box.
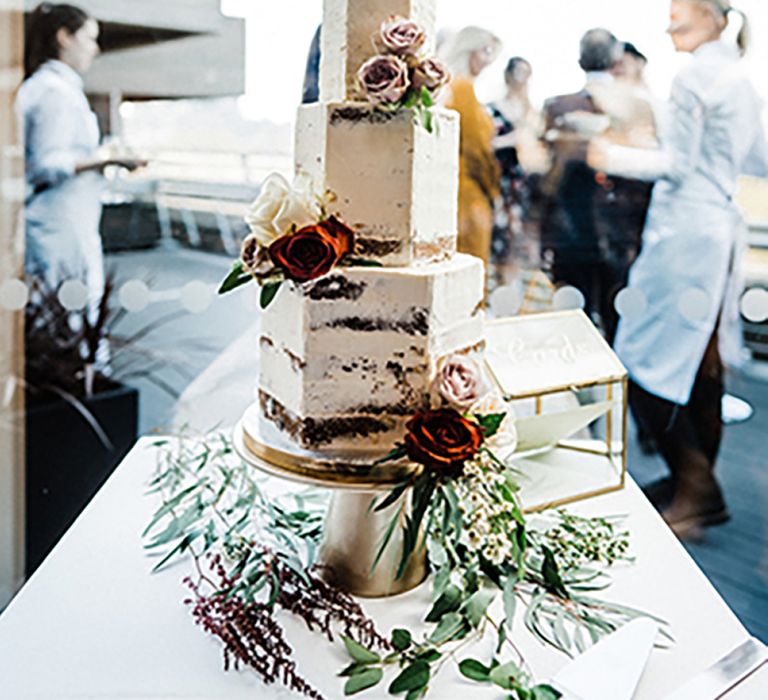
[233,404,426,598]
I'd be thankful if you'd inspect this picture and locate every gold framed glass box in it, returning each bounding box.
[484,310,628,512]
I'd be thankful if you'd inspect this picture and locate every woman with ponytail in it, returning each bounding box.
[592,0,768,538]
[17,3,144,313]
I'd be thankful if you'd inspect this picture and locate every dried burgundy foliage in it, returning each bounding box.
[185,552,389,699]
[277,563,390,650]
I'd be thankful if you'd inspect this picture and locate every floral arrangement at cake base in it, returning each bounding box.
[144,359,670,700]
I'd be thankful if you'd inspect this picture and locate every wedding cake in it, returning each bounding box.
[241,0,485,456]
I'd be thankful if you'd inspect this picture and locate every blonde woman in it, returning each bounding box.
[594,1,767,537]
[440,27,502,268]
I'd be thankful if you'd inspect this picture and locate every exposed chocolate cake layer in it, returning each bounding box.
[306,275,368,301]
[320,307,430,335]
[260,390,398,448]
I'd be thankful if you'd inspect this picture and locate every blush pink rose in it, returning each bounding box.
[434,355,488,409]
[412,58,450,93]
[357,54,411,105]
[376,16,426,56]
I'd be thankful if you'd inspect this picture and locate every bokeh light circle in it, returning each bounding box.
[614,287,647,321]
[58,279,89,311]
[488,282,523,318]
[677,287,710,323]
[181,280,214,314]
[0,279,29,311]
[553,285,586,311]
[740,287,768,323]
[119,279,150,313]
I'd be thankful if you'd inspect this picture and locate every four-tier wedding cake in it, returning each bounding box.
[249,0,485,457]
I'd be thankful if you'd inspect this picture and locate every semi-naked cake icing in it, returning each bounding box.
[295,103,459,266]
[259,255,484,452]
[256,0,486,456]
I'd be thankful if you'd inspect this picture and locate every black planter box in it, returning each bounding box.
[25,382,139,576]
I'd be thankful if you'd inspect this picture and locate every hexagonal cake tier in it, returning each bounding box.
[295,103,459,267]
[258,254,485,455]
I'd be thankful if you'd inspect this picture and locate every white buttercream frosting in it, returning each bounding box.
[259,255,485,451]
[295,102,459,266]
[320,0,437,102]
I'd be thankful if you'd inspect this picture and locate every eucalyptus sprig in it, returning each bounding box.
[144,434,387,699]
[144,434,669,700]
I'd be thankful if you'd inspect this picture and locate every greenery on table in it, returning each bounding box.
[144,434,667,699]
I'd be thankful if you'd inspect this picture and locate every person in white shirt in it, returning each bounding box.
[17,3,144,312]
[591,0,768,538]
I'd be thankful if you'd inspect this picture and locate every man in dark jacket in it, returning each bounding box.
[541,28,656,342]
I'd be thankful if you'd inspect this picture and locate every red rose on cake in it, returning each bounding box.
[269,218,354,283]
[404,409,484,476]
[357,55,410,105]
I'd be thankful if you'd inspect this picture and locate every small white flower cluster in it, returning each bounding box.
[454,454,521,566]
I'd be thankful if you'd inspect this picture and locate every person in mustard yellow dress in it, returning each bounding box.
[440,27,502,268]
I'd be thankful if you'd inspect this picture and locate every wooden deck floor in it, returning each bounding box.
[628,361,768,643]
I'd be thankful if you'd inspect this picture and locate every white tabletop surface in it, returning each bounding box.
[1,437,766,699]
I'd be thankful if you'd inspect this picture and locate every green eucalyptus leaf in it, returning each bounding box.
[344,257,384,268]
[428,611,467,644]
[388,660,430,694]
[396,473,436,580]
[372,479,409,511]
[370,508,400,575]
[432,565,452,599]
[503,577,518,633]
[403,89,419,109]
[463,588,495,628]
[426,537,448,567]
[542,547,568,597]
[532,685,561,700]
[344,667,383,695]
[373,444,408,466]
[425,583,463,622]
[391,628,412,652]
[339,662,369,677]
[488,660,524,691]
[496,620,508,655]
[260,281,282,309]
[415,649,442,663]
[458,658,491,682]
[143,482,205,538]
[423,108,434,134]
[404,688,427,700]
[475,413,506,438]
[341,635,381,664]
[421,86,434,107]
[218,260,252,294]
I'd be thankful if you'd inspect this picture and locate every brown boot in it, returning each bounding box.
[662,468,729,540]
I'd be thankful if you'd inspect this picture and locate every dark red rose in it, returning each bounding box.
[404,409,484,476]
[319,216,355,258]
[269,225,345,283]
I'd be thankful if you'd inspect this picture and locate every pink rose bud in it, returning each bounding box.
[357,54,411,105]
[434,355,488,409]
[412,57,450,93]
[376,16,426,56]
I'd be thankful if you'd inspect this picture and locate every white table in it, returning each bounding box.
[0,437,766,699]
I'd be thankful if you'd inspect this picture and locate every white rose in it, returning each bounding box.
[245,173,320,247]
